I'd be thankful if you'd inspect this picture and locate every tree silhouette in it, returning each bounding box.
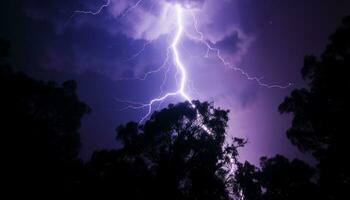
[83,101,246,199]
[279,16,350,199]
[1,38,91,192]
[1,37,246,198]
[232,160,262,200]
[233,155,321,200]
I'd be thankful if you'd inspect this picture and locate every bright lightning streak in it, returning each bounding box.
[69,1,291,129]
[69,1,196,124]
[123,5,210,134]
[120,5,193,122]
[172,5,191,102]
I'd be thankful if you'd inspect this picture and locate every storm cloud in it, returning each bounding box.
[16,0,252,78]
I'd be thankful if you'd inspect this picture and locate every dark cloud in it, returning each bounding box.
[215,32,244,53]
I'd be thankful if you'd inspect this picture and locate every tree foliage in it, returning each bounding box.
[1,38,91,192]
[279,16,350,199]
[233,155,320,200]
[84,101,246,199]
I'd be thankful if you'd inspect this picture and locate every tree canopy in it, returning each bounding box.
[279,15,350,199]
[1,38,91,193]
[84,101,246,199]
[233,155,321,200]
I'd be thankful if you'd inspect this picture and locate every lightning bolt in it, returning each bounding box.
[116,5,210,134]
[115,5,210,135]
[69,2,291,127]
[127,5,192,122]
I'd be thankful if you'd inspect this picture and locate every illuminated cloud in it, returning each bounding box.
[20,0,253,81]
[103,0,250,43]
[165,0,205,8]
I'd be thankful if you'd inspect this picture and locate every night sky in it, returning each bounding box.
[1,0,350,164]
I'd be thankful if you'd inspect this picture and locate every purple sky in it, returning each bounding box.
[1,0,350,164]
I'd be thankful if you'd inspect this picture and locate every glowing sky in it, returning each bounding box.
[1,0,350,164]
